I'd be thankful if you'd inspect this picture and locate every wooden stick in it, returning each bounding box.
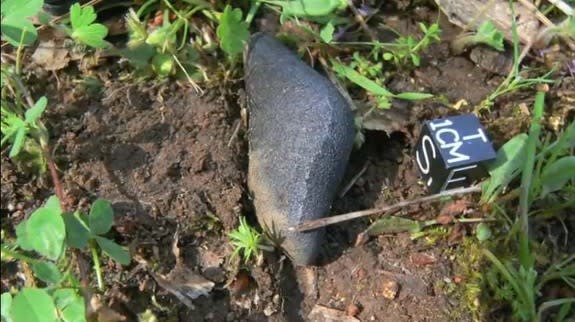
[547,0,573,16]
[290,185,482,232]
[338,160,369,198]
[347,0,378,42]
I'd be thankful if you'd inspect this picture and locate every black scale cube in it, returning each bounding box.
[414,113,496,193]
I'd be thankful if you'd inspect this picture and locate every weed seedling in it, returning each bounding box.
[259,0,347,21]
[451,20,505,54]
[228,217,273,264]
[217,5,250,64]
[382,22,441,68]
[479,91,575,321]
[331,59,433,110]
[67,2,109,49]
[478,3,555,111]
[1,196,130,322]
[1,96,49,160]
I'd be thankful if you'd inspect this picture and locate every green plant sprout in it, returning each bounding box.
[480,99,574,209]
[479,91,575,321]
[67,2,109,48]
[451,20,505,54]
[228,217,273,264]
[122,2,212,82]
[331,59,433,110]
[217,5,250,63]
[65,199,132,288]
[478,3,555,111]
[257,0,347,22]
[382,22,441,67]
[1,96,48,159]
[1,196,130,322]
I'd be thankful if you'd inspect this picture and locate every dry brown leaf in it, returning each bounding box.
[440,200,471,216]
[356,103,412,134]
[228,270,253,295]
[435,213,453,225]
[433,0,540,45]
[152,263,215,309]
[31,40,70,71]
[411,252,437,266]
[88,295,127,322]
[354,232,369,246]
[97,306,127,322]
[308,304,361,322]
[150,228,215,309]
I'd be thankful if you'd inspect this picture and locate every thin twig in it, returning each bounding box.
[290,185,482,232]
[347,0,378,42]
[517,0,554,27]
[227,119,242,148]
[338,160,369,198]
[547,0,573,15]
[11,74,35,107]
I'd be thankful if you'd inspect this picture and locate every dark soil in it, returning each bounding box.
[2,3,573,322]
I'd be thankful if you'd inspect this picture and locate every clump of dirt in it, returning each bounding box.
[57,82,245,230]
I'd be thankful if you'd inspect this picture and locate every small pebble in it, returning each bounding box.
[346,303,361,317]
[272,294,280,305]
[263,302,277,317]
[381,279,399,300]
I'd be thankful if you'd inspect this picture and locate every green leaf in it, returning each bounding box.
[475,223,492,241]
[53,289,86,322]
[145,24,173,48]
[69,3,108,48]
[1,0,43,19]
[228,217,261,263]
[32,261,62,285]
[26,207,66,260]
[540,156,575,197]
[217,5,250,59]
[9,127,27,157]
[11,288,57,322]
[89,199,114,235]
[118,43,156,67]
[1,0,42,46]
[63,212,90,249]
[24,96,47,124]
[72,24,108,48]
[482,133,528,202]
[382,52,393,61]
[475,20,504,51]
[279,0,344,17]
[95,236,130,265]
[394,92,434,100]
[331,60,393,96]
[151,53,174,77]
[44,195,62,214]
[1,17,38,47]
[15,220,34,251]
[1,292,13,322]
[69,3,97,30]
[1,106,24,141]
[320,21,335,43]
[364,216,422,236]
[410,53,420,66]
